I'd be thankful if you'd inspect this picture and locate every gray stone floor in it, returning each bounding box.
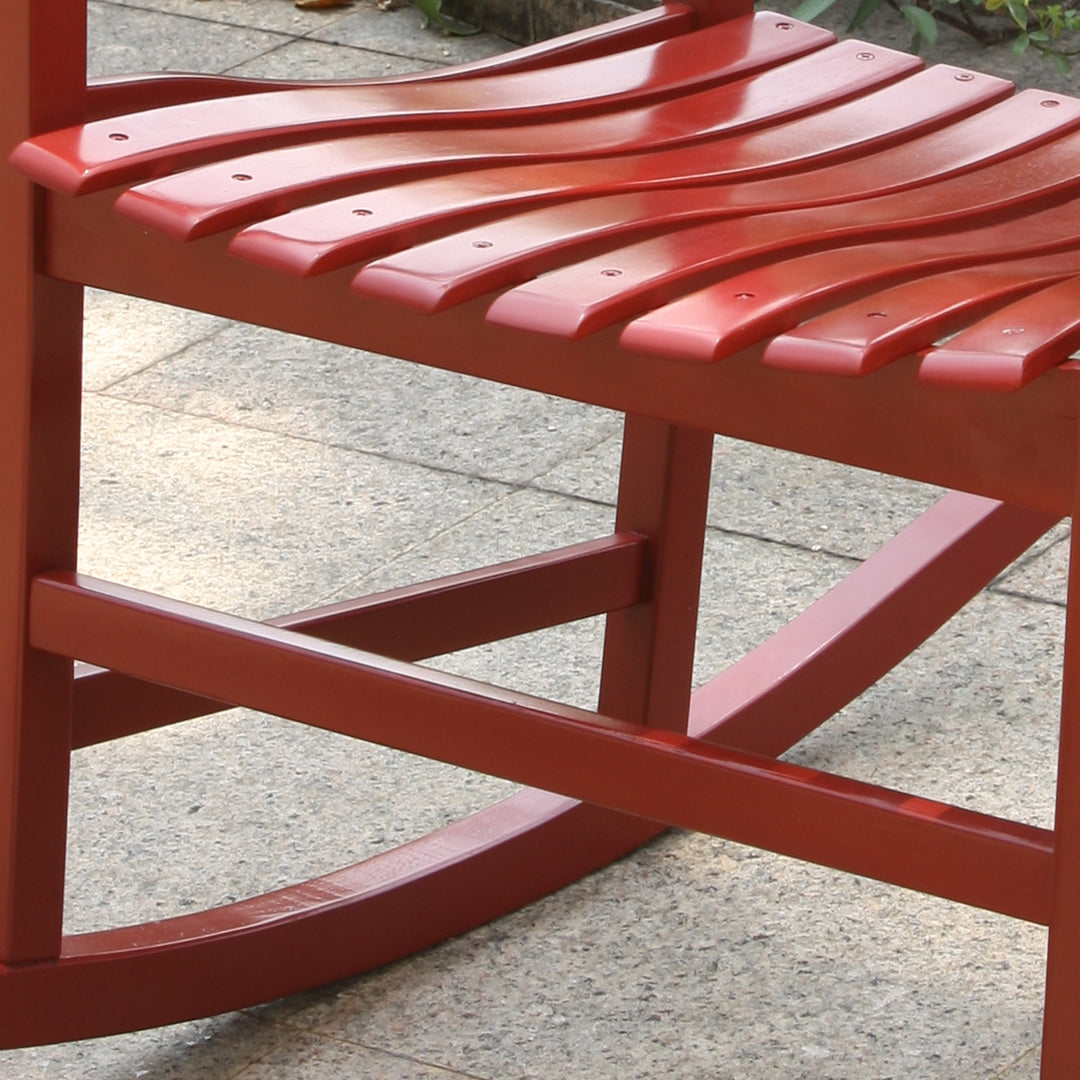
[4,0,1076,1075]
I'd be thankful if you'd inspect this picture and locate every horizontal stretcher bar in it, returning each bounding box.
[31,570,1053,923]
[71,533,647,748]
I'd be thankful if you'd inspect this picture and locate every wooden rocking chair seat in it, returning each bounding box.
[6,1,1080,1073]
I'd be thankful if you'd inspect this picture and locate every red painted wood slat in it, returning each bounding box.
[10,13,830,196]
[763,255,1080,376]
[352,112,1080,321]
[223,64,1021,274]
[919,276,1080,391]
[83,3,703,119]
[113,26,869,243]
[618,213,1080,363]
[488,172,1080,349]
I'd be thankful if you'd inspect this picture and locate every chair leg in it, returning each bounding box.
[1041,508,1080,1076]
[2,2,86,965]
[0,270,83,965]
[599,414,714,732]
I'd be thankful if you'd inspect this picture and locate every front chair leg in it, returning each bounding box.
[0,272,84,966]
[1041,488,1080,1077]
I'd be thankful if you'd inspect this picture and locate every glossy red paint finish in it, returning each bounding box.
[0,0,84,969]
[7,1,1080,1074]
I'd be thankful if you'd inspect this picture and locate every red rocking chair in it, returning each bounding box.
[4,0,1080,1073]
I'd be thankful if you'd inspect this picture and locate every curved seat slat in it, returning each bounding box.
[226,68,1027,276]
[918,276,1080,391]
[11,13,831,197]
[229,81,1064,278]
[616,205,1080,363]
[83,4,702,118]
[113,36,914,243]
[349,128,1080,325]
[761,255,1080,377]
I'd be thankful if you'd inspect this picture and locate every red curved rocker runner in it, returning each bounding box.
[4,0,1080,1073]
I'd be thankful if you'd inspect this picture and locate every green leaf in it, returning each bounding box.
[1052,49,1073,73]
[1013,29,1031,51]
[1006,0,1031,29]
[793,0,839,20]
[900,3,939,41]
[847,0,882,30]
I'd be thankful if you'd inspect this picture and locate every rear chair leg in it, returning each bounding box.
[0,273,83,965]
[2,0,86,970]
[599,414,714,733]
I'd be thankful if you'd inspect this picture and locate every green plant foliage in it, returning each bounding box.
[900,1,939,41]
[406,0,481,35]
[792,0,1080,68]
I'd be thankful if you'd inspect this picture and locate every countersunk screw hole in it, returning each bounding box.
[1002,327,1025,335]
[472,240,493,249]
[1042,99,1061,107]
[954,72,975,82]
[775,21,793,29]
[232,173,253,182]
[856,51,875,60]
[108,132,129,141]
[601,268,623,277]
[351,208,373,217]
[734,292,755,300]
[867,311,888,319]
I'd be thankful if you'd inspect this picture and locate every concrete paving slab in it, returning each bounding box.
[105,0,360,36]
[226,35,441,78]
[64,710,519,932]
[992,525,1071,608]
[78,394,511,617]
[230,1026,486,1078]
[305,2,511,65]
[996,1047,1042,1080]
[84,290,230,392]
[106,322,623,488]
[89,0,291,77]
[536,431,943,560]
[786,588,1062,827]
[266,830,1046,1080]
[0,1011,290,1080]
